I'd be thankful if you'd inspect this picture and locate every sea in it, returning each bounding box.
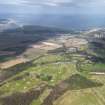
[0,13,105,31]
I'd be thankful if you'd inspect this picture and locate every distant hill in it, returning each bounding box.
[0,23,74,56]
[84,28,105,62]
[0,19,22,32]
[22,25,69,33]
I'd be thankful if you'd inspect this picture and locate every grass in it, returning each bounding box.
[0,53,105,105]
[0,55,15,62]
[31,88,51,105]
[81,63,105,73]
[0,75,42,96]
[33,54,66,64]
[54,89,99,105]
[0,56,76,96]
[19,63,76,86]
[54,75,105,105]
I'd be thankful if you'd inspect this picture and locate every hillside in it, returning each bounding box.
[0,27,105,105]
[0,23,73,62]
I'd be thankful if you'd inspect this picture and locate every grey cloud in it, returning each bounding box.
[0,0,105,7]
[19,0,105,8]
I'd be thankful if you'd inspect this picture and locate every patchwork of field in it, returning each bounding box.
[0,29,105,105]
[0,53,105,105]
[0,57,29,69]
[54,75,105,105]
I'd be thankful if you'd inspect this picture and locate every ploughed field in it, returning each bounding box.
[0,53,105,105]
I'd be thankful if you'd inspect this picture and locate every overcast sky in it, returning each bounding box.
[0,0,105,14]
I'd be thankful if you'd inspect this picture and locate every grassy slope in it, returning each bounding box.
[0,54,105,105]
[54,75,105,105]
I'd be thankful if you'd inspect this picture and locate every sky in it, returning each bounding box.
[0,0,105,14]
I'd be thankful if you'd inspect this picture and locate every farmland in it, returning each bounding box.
[0,53,105,105]
[0,26,105,105]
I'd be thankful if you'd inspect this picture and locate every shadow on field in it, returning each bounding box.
[0,25,67,57]
[0,55,44,85]
[0,61,33,85]
[42,74,103,105]
[0,84,46,105]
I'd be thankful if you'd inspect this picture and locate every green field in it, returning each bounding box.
[0,53,105,105]
[0,23,105,105]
